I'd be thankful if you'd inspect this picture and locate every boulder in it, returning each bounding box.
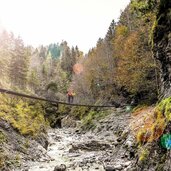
[35,133,49,150]
[105,166,115,171]
[54,164,66,171]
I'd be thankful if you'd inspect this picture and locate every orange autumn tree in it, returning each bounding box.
[114,25,158,100]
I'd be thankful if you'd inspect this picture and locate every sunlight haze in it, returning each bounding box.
[0,0,130,53]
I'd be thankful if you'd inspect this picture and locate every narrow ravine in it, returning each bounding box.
[20,110,134,171]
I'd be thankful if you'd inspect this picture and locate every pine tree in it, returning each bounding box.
[48,43,61,59]
[9,37,29,90]
[60,41,73,79]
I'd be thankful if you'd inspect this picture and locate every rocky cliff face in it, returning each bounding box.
[153,0,171,98]
[0,119,49,170]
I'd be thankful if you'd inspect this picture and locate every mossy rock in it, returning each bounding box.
[157,97,171,121]
[135,97,171,144]
[81,110,109,130]
[139,148,149,162]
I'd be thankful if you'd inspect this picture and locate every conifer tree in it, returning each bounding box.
[9,37,29,90]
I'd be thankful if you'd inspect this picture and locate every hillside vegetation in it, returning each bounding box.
[0,0,160,106]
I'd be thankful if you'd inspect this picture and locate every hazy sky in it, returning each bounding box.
[0,0,130,53]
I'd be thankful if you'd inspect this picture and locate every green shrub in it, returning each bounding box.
[81,109,109,130]
[157,97,171,121]
[136,97,171,144]
[139,147,150,162]
[0,94,48,137]
[70,106,90,120]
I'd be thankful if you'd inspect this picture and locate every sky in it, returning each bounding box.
[0,0,130,53]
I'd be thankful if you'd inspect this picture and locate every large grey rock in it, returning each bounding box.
[70,140,111,152]
[54,164,66,171]
[105,166,115,171]
[35,133,49,150]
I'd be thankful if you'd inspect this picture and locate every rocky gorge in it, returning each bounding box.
[0,107,138,171]
[1,0,171,170]
[1,104,171,171]
[27,107,135,171]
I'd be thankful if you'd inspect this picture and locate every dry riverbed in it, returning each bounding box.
[24,110,134,171]
[26,128,114,171]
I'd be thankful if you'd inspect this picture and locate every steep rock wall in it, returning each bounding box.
[153,0,171,98]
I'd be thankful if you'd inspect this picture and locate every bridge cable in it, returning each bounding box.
[0,88,116,108]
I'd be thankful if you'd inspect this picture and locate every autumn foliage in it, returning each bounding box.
[72,3,158,105]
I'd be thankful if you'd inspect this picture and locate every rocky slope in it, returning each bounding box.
[24,107,135,171]
[0,119,49,171]
[1,104,171,171]
[83,106,171,171]
[1,107,134,171]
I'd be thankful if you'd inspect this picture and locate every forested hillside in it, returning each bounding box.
[0,0,160,106]
[72,0,159,106]
[0,33,83,101]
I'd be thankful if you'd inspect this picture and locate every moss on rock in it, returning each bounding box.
[135,97,171,144]
[156,97,171,121]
